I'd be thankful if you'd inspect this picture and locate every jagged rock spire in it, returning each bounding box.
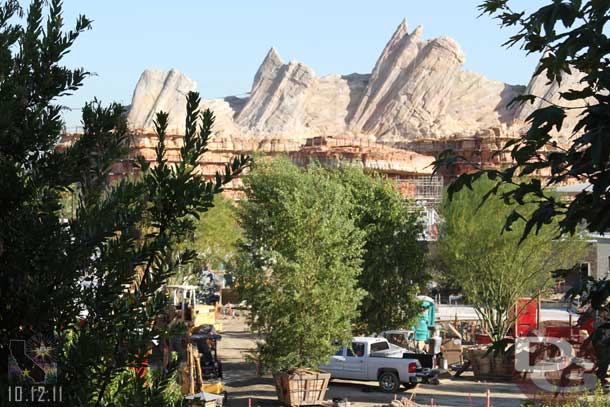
[249,47,284,92]
[126,18,538,141]
[350,22,424,128]
[236,48,315,132]
[127,68,197,131]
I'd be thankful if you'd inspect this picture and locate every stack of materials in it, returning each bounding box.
[388,396,431,407]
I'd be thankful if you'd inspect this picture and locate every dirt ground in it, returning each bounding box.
[217,317,528,407]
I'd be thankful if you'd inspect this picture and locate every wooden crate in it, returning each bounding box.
[273,370,331,406]
[468,348,513,382]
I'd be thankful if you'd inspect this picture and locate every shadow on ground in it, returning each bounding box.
[218,318,526,407]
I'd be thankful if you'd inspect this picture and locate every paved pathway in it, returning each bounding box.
[217,317,526,407]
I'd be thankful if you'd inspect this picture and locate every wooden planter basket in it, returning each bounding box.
[468,348,513,382]
[273,369,331,406]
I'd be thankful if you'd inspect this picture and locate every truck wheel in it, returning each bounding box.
[378,372,400,393]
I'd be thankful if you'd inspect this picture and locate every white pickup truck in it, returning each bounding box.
[319,337,424,393]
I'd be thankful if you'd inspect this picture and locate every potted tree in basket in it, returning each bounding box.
[438,176,586,380]
[234,158,365,406]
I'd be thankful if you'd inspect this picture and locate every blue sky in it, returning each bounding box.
[56,0,539,129]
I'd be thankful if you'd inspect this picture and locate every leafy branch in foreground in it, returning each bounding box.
[435,0,610,240]
[0,3,250,403]
[434,0,610,383]
[53,91,249,406]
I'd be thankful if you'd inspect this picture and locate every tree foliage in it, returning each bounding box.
[433,0,610,353]
[0,1,249,404]
[234,158,365,372]
[338,168,428,334]
[435,0,610,238]
[234,158,428,370]
[189,195,241,271]
[438,177,586,342]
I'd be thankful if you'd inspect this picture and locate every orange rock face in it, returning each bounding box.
[60,132,437,200]
[290,135,434,176]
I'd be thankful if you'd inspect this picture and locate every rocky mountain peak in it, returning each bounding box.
[126,18,575,144]
[250,47,284,90]
[127,68,197,132]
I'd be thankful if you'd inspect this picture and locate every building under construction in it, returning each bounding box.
[59,131,445,239]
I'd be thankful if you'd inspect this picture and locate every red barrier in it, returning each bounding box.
[515,298,538,337]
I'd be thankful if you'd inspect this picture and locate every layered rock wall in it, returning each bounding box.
[125,19,532,144]
[113,18,585,196]
[95,132,435,199]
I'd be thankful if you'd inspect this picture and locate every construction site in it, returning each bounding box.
[6,1,609,406]
[52,122,604,406]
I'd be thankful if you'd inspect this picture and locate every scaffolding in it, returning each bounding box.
[412,175,444,205]
[394,175,443,241]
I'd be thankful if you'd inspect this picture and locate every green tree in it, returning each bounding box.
[234,158,365,372]
[169,195,242,285]
[437,177,586,343]
[190,195,241,271]
[0,1,249,404]
[433,0,610,375]
[339,167,428,334]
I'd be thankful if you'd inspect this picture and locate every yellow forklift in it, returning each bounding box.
[163,285,226,399]
[165,285,222,331]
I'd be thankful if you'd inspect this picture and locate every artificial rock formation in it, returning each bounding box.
[119,18,587,193]
[108,132,435,199]
[512,63,587,145]
[235,48,315,134]
[128,68,197,133]
[125,19,529,143]
[350,20,421,129]
[360,35,466,139]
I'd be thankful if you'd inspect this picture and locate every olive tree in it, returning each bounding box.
[234,158,365,372]
[438,177,586,342]
[338,167,428,334]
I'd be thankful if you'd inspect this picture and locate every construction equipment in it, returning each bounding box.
[179,340,221,393]
[165,285,222,332]
[177,333,226,398]
[192,331,223,380]
[163,285,226,398]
